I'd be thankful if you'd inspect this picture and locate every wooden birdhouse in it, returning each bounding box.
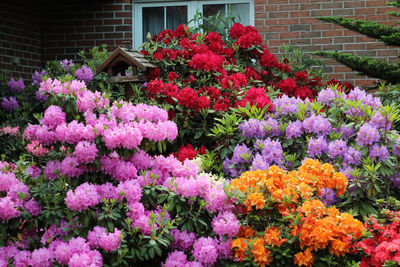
[96,47,157,99]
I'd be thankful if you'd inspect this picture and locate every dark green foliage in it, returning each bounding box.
[316,1,400,84]
[317,17,400,46]
[314,51,400,84]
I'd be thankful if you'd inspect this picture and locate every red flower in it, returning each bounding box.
[229,23,246,39]
[168,71,179,82]
[277,78,298,95]
[214,98,230,112]
[294,71,308,82]
[146,68,161,80]
[176,87,198,109]
[220,73,248,90]
[234,31,262,49]
[294,86,313,100]
[188,51,224,72]
[259,50,279,69]
[174,24,188,39]
[236,87,273,111]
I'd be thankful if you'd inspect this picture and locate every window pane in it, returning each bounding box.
[167,6,187,30]
[231,3,250,25]
[142,7,164,42]
[203,4,225,18]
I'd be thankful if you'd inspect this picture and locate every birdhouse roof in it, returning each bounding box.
[96,47,157,74]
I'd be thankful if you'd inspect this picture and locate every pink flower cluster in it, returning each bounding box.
[0,162,41,221]
[88,226,122,252]
[0,125,19,136]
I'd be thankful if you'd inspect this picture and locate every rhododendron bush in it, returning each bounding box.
[218,86,400,217]
[230,159,364,266]
[137,23,323,152]
[0,78,238,266]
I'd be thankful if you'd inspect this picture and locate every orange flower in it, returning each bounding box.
[246,192,265,210]
[231,238,248,260]
[238,225,256,238]
[329,238,350,256]
[252,238,273,266]
[294,248,314,266]
[264,226,287,247]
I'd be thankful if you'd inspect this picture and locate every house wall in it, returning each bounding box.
[254,0,400,87]
[1,0,399,87]
[41,0,132,62]
[0,0,43,80]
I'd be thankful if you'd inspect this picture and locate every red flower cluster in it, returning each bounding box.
[188,51,224,72]
[356,211,400,266]
[173,144,206,162]
[236,87,273,111]
[220,73,248,90]
[326,79,354,93]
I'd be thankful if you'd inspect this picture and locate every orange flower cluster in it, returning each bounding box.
[230,159,363,267]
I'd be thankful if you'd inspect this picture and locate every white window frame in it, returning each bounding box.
[132,0,255,48]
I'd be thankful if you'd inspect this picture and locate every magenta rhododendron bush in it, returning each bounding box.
[0,78,239,266]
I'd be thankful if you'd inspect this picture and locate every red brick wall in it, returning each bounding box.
[0,0,43,80]
[255,0,400,86]
[42,0,132,62]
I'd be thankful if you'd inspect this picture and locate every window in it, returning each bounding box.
[133,0,254,48]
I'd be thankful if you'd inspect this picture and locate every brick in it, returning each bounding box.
[280,32,300,38]
[278,18,299,25]
[344,1,365,8]
[355,8,377,15]
[312,38,332,45]
[311,10,331,17]
[269,12,289,18]
[300,3,320,10]
[357,50,377,56]
[289,39,311,45]
[289,10,310,17]
[289,24,310,32]
[268,25,289,32]
[366,0,388,7]
[322,3,343,9]
[95,12,114,19]
[333,9,355,16]
[301,31,321,38]
[322,30,343,37]
[333,36,355,43]
[95,26,114,32]
[278,4,299,11]
[377,50,399,57]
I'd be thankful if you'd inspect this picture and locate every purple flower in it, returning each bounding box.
[35,90,49,103]
[231,144,252,164]
[303,114,331,136]
[286,120,302,139]
[251,153,269,171]
[32,70,47,86]
[320,188,340,206]
[260,138,283,165]
[328,139,347,159]
[31,248,54,267]
[239,119,264,138]
[370,144,389,162]
[212,211,240,238]
[307,136,328,157]
[60,59,74,71]
[25,165,41,179]
[344,147,362,166]
[317,87,336,105]
[262,117,281,137]
[356,123,380,146]
[163,250,188,266]
[170,229,196,250]
[75,65,94,82]
[44,160,61,180]
[338,125,354,139]
[192,237,218,266]
[0,196,20,221]
[1,96,19,112]
[73,141,98,164]
[41,105,66,130]
[369,112,391,131]
[8,77,25,93]
[65,182,100,212]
